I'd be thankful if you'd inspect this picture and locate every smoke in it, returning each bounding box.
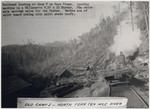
[111,21,141,56]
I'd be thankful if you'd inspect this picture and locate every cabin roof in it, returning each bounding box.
[55,67,73,77]
[55,67,66,76]
[2,76,32,96]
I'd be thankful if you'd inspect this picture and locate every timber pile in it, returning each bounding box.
[57,84,83,97]
[50,83,76,95]
[41,82,84,97]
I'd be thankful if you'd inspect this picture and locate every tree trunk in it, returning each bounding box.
[143,2,149,30]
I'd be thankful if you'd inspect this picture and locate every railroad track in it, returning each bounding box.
[129,85,149,107]
[102,67,149,108]
[109,80,149,108]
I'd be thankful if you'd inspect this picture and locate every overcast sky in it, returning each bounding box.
[2,1,116,46]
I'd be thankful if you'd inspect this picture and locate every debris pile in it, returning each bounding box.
[39,82,83,97]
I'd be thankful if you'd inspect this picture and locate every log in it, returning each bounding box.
[51,83,77,95]
[110,81,129,86]
[50,84,68,92]
[103,68,134,77]
[57,84,84,97]
[97,69,114,72]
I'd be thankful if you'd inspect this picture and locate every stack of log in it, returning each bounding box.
[57,84,83,97]
[49,82,83,97]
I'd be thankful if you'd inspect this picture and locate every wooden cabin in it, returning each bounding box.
[2,76,32,108]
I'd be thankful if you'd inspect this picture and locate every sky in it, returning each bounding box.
[2,1,116,46]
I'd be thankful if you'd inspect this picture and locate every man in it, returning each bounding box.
[116,52,126,69]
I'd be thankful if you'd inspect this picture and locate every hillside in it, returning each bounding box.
[2,1,149,98]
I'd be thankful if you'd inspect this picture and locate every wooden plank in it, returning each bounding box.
[111,80,120,83]
[110,81,129,86]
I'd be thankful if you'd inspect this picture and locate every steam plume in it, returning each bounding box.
[111,21,141,56]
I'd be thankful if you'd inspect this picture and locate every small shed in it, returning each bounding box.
[55,69,73,78]
[2,76,32,96]
[2,76,32,108]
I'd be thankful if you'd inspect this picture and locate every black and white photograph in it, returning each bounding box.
[1,1,149,108]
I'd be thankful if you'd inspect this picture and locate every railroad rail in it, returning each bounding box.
[129,85,149,107]
[104,68,149,108]
[110,84,149,108]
